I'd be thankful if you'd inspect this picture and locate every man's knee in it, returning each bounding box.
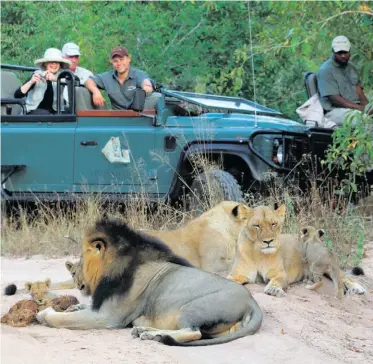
[325,108,359,126]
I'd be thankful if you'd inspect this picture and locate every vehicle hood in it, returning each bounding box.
[166,113,308,133]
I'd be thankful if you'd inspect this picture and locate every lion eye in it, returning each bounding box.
[253,224,260,229]
[72,272,76,276]
[272,223,277,227]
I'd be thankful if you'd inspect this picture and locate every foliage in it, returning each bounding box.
[1,1,372,119]
[323,103,373,196]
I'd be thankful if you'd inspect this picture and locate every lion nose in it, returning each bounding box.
[263,239,273,246]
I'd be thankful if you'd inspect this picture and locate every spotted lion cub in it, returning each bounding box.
[299,226,343,298]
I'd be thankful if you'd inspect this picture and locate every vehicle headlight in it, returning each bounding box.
[273,138,283,165]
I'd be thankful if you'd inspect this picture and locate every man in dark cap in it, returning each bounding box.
[85,46,153,110]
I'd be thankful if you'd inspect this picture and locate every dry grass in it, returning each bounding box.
[1,170,372,269]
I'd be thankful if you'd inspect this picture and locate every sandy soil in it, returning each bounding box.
[1,245,373,364]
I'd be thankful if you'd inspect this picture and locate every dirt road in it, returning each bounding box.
[1,245,372,364]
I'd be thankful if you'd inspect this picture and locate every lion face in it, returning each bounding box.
[300,226,325,245]
[242,205,286,254]
[24,279,51,305]
[65,260,90,296]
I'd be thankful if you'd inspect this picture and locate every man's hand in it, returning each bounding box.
[141,79,153,94]
[92,91,106,107]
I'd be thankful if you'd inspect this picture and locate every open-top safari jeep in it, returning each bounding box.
[2,64,370,210]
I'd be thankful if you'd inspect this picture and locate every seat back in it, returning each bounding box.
[144,92,162,110]
[1,71,23,115]
[304,72,318,99]
[75,86,107,111]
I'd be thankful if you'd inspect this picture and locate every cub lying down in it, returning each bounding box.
[37,218,263,346]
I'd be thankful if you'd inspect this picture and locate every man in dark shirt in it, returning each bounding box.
[317,36,369,126]
[85,46,153,110]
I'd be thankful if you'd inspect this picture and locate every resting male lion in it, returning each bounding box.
[227,205,366,297]
[37,218,263,346]
[61,201,251,295]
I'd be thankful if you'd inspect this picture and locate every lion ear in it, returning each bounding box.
[275,204,286,223]
[301,227,309,236]
[24,282,32,292]
[89,238,106,255]
[318,229,325,239]
[65,261,73,272]
[45,278,51,287]
[232,204,253,220]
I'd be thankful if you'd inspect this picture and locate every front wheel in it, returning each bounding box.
[189,170,244,216]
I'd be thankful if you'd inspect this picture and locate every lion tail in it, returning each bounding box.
[4,284,17,296]
[161,299,263,347]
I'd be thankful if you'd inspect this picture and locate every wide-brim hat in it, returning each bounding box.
[34,48,71,69]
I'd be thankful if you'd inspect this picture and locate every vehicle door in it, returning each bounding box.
[73,110,157,194]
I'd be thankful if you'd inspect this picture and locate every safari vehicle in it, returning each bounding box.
[0,64,361,209]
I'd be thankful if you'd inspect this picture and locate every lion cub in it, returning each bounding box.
[299,226,343,298]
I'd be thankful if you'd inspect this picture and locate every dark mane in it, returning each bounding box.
[91,218,193,311]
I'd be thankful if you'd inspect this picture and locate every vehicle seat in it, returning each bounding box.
[304,72,318,98]
[144,92,162,110]
[75,86,107,111]
[1,71,24,115]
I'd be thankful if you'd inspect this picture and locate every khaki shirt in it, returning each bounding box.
[317,57,360,111]
[74,66,93,85]
[90,67,150,110]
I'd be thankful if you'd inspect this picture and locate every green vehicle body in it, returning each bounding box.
[1,64,337,204]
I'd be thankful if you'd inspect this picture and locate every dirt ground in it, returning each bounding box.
[1,244,373,364]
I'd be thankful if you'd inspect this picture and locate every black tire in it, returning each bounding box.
[189,170,244,216]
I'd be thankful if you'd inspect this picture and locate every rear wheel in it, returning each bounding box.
[189,170,244,216]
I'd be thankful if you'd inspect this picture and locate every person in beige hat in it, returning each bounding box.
[62,42,93,85]
[14,48,71,114]
[85,46,154,110]
[317,35,370,126]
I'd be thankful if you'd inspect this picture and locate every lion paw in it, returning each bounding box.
[346,283,366,295]
[36,307,56,326]
[65,303,87,312]
[139,332,163,342]
[264,284,285,297]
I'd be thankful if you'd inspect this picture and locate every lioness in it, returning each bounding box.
[227,205,366,297]
[299,226,343,298]
[145,200,251,272]
[37,218,263,346]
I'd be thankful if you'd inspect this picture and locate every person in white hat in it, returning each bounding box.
[14,48,71,114]
[317,35,370,126]
[62,42,93,85]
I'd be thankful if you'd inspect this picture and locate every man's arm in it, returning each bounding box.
[85,78,106,107]
[328,94,365,111]
[356,85,369,108]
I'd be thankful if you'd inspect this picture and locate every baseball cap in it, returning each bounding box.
[62,42,81,56]
[111,46,129,59]
[332,36,351,53]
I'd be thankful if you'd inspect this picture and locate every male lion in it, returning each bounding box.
[61,201,251,296]
[37,219,263,346]
[227,205,366,297]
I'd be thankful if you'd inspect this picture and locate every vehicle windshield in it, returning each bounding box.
[162,89,281,116]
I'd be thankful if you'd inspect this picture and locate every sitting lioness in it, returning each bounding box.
[37,218,263,346]
[227,205,366,297]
